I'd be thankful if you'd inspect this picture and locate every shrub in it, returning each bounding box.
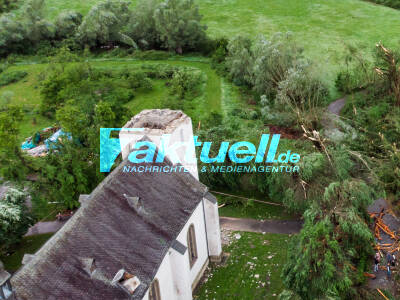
[251,32,303,98]
[0,63,7,74]
[225,35,253,86]
[126,71,153,90]
[276,63,329,109]
[211,37,229,74]
[140,63,180,79]
[0,71,27,87]
[169,68,202,99]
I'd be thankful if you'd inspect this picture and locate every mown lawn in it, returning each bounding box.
[0,233,54,272]
[41,0,400,91]
[195,232,290,299]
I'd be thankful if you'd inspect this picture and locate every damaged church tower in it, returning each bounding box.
[120,109,222,263]
[120,109,199,179]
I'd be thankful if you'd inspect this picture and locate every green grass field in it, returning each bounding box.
[0,233,54,271]
[195,232,289,299]
[40,0,400,90]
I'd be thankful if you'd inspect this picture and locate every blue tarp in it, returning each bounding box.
[21,128,72,151]
[44,129,72,150]
[21,139,36,150]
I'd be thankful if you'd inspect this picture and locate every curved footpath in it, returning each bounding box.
[219,217,302,234]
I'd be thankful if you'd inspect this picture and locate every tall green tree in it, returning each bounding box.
[154,0,206,53]
[22,0,55,44]
[77,0,136,47]
[0,105,32,180]
[0,13,27,55]
[127,0,160,49]
[0,188,33,255]
[55,11,82,39]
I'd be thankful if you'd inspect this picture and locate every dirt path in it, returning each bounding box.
[219,217,302,234]
[25,220,67,236]
[321,97,348,141]
[327,97,346,115]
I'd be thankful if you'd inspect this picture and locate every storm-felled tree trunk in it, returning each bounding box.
[375,42,400,105]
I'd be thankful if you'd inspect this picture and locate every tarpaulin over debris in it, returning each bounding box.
[21,128,72,157]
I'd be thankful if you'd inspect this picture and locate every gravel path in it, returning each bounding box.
[327,97,346,115]
[25,220,67,236]
[219,217,302,234]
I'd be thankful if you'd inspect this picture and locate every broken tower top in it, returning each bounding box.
[122,109,189,133]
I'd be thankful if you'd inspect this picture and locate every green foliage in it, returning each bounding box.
[131,50,174,60]
[210,37,229,74]
[0,13,27,56]
[299,152,326,182]
[251,33,302,97]
[0,0,17,14]
[225,35,252,86]
[276,62,329,110]
[0,188,33,256]
[335,45,376,94]
[364,0,400,9]
[77,0,135,48]
[154,0,207,53]
[23,0,55,43]
[123,70,153,90]
[127,0,160,49]
[282,180,375,299]
[169,68,202,99]
[0,105,33,180]
[36,141,98,209]
[225,33,328,129]
[35,61,143,209]
[338,45,400,200]
[55,11,82,39]
[0,70,27,87]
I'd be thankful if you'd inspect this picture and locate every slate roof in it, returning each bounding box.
[12,158,214,300]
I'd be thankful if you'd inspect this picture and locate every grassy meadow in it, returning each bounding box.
[38,0,400,90]
[0,58,234,139]
[196,232,289,299]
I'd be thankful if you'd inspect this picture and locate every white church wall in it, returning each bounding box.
[142,252,176,300]
[175,201,208,287]
[203,198,222,261]
[142,202,209,300]
[168,245,192,299]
